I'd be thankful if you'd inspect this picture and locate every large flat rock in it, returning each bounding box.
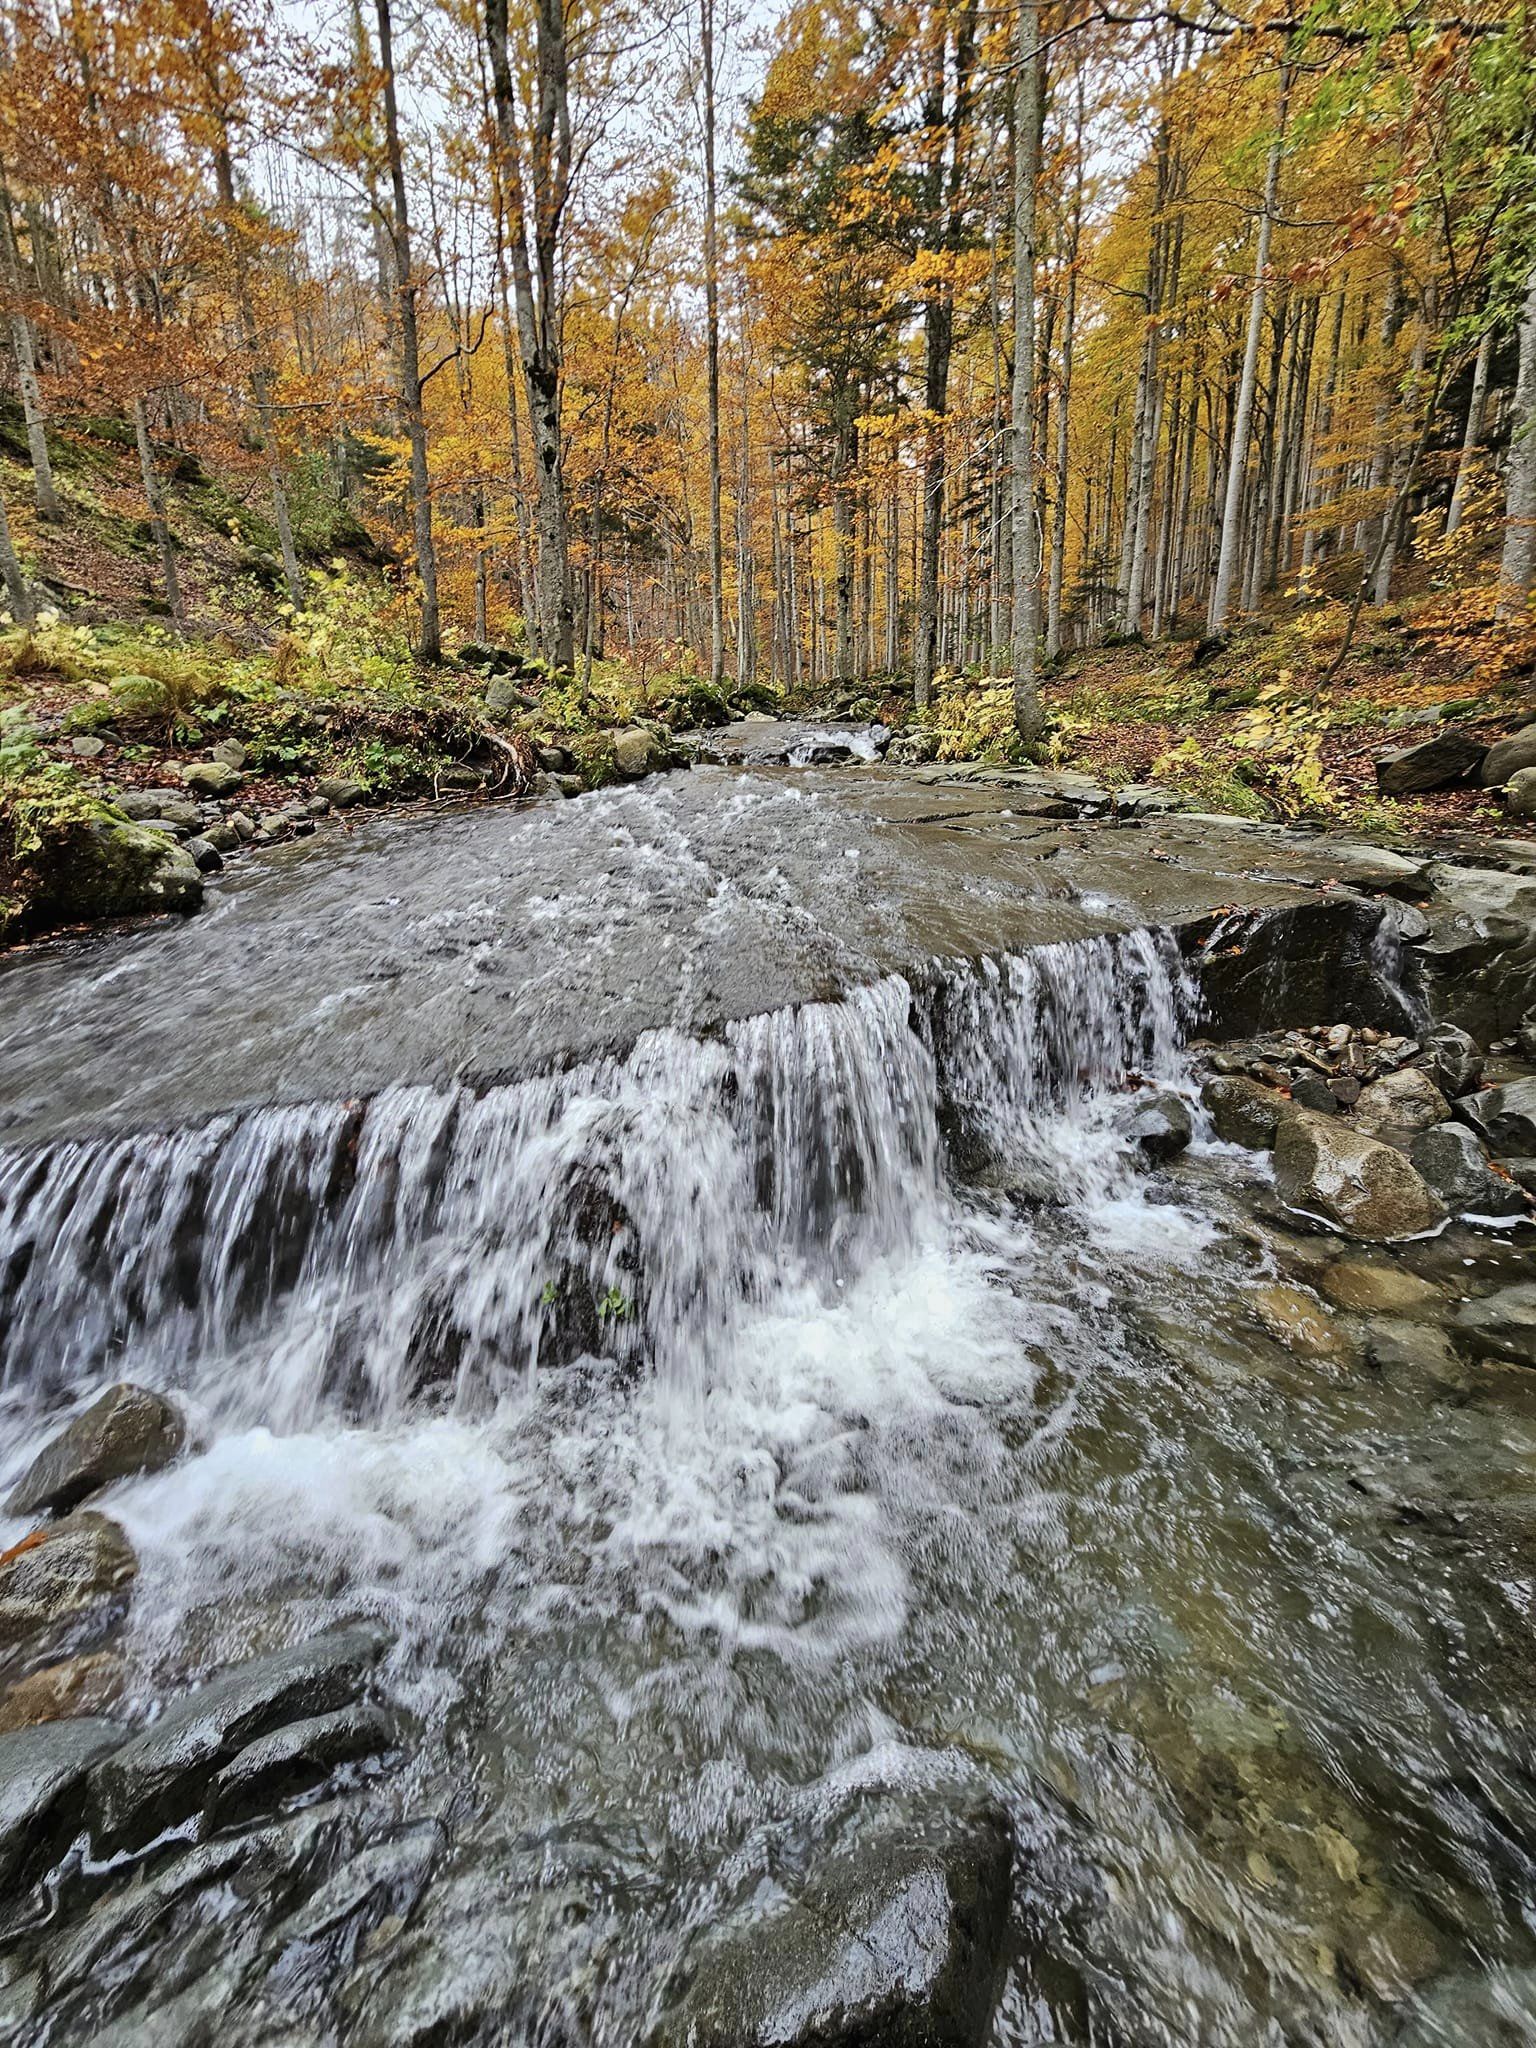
[0,765,1483,1149]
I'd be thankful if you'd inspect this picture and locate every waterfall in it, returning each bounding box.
[0,930,1193,1436]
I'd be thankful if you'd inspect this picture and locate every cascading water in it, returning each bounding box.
[0,928,1192,1430]
[1,785,1533,2048]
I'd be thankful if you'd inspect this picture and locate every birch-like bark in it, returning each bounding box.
[1208,69,1288,635]
[0,191,60,522]
[700,0,725,685]
[1496,264,1536,623]
[1010,0,1045,742]
[133,397,184,631]
[375,0,440,662]
[1446,324,1493,537]
[0,482,31,625]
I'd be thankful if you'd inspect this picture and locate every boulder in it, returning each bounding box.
[5,1384,185,1519]
[1374,730,1486,795]
[181,836,223,874]
[1506,766,1536,822]
[1289,1074,1338,1115]
[1351,1066,1451,1141]
[0,1513,138,1651]
[1126,1090,1193,1161]
[613,727,662,779]
[113,789,185,822]
[0,1717,125,1890]
[1273,1110,1447,1240]
[209,1701,393,1828]
[0,1652,124,1735]
[36,819,202,926]
[1456,1076,1536,1156]
[1252,1283,1356,1363]
[209,739,246,770]
[1319,1260,1443,1315]
[316,777,365,808]
[1189,897,1420,1040]
[89,1621,390,1850]
[1201,1074,1287,1149]
[1480,724,1536,788]
[1424,1025,1483,1099]
[1409,1123,1528,1221]
[70,735,106,758]
[199,821,240,853]
[484,676,538,713]
[1411,863,1536,1044]
[434,765,484,791]
[1451,1285,1536,1368]
[180,761,243,798]
[651,1799,1013,2048]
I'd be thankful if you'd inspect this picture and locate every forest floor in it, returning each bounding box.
[4,412,1535,945]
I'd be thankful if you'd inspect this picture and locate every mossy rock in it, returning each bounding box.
[31,815,202,927]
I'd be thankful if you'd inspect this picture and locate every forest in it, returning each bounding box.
[0,0,1534,917]
[8,5,1536,2041]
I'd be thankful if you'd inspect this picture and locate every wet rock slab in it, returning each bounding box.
[651,1797,1014,2048]
[6,1383,184,1518]
[90,1621,390,1850]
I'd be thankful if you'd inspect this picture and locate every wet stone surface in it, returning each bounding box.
[0,768,1531,2043]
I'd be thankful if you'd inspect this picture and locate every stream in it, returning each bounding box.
[1,768,1535,2045]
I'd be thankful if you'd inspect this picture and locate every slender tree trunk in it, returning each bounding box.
[133,397,183,630]
[1301,288,1346,571]
[1209,69,1289,635]
[1010,0,1045,741]
[375,0,440,661]
[1447,323,1493,537]
[486,0,575,668]
[0,191,60,522]
[1046,63,1084,662]
[1496,264,1536,623]
[211,139,302,607]
[0,482,31,624]
[700,0,725,685]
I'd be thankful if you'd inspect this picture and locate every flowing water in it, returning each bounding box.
[2,773,1535,2044]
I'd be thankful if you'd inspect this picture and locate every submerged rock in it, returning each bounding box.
[1202,1074,1287,1149]
[1127,1090,1193,1161]
[1319,1260,1443,1316]
[6,1383,184,1519]
[1409,1124,1528,1220]
[89,1621,391,1850]
[0,1512,137,1652]
[651,1799,1014,2048]
[0,1717,125,1890]
[1374,731,1486,794]
[1451,1285,1536,1368]
[1252,1283,1356,1364]
[1273,1110,1447,1241]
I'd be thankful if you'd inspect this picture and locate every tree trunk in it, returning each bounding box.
[700,0,725,685]
[1010,0,1045,742]
[486,0,575,669]
[1447,323,1493,537]
[0,193,60,522]
[1208,70,1288,636]
[1496,264,1536,623]
[375,0,440,662]
[0,481,32,624]
[211,139,302,607]
[133,398,183,631]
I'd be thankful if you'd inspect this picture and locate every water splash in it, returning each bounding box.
[0,930,1193,1434]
